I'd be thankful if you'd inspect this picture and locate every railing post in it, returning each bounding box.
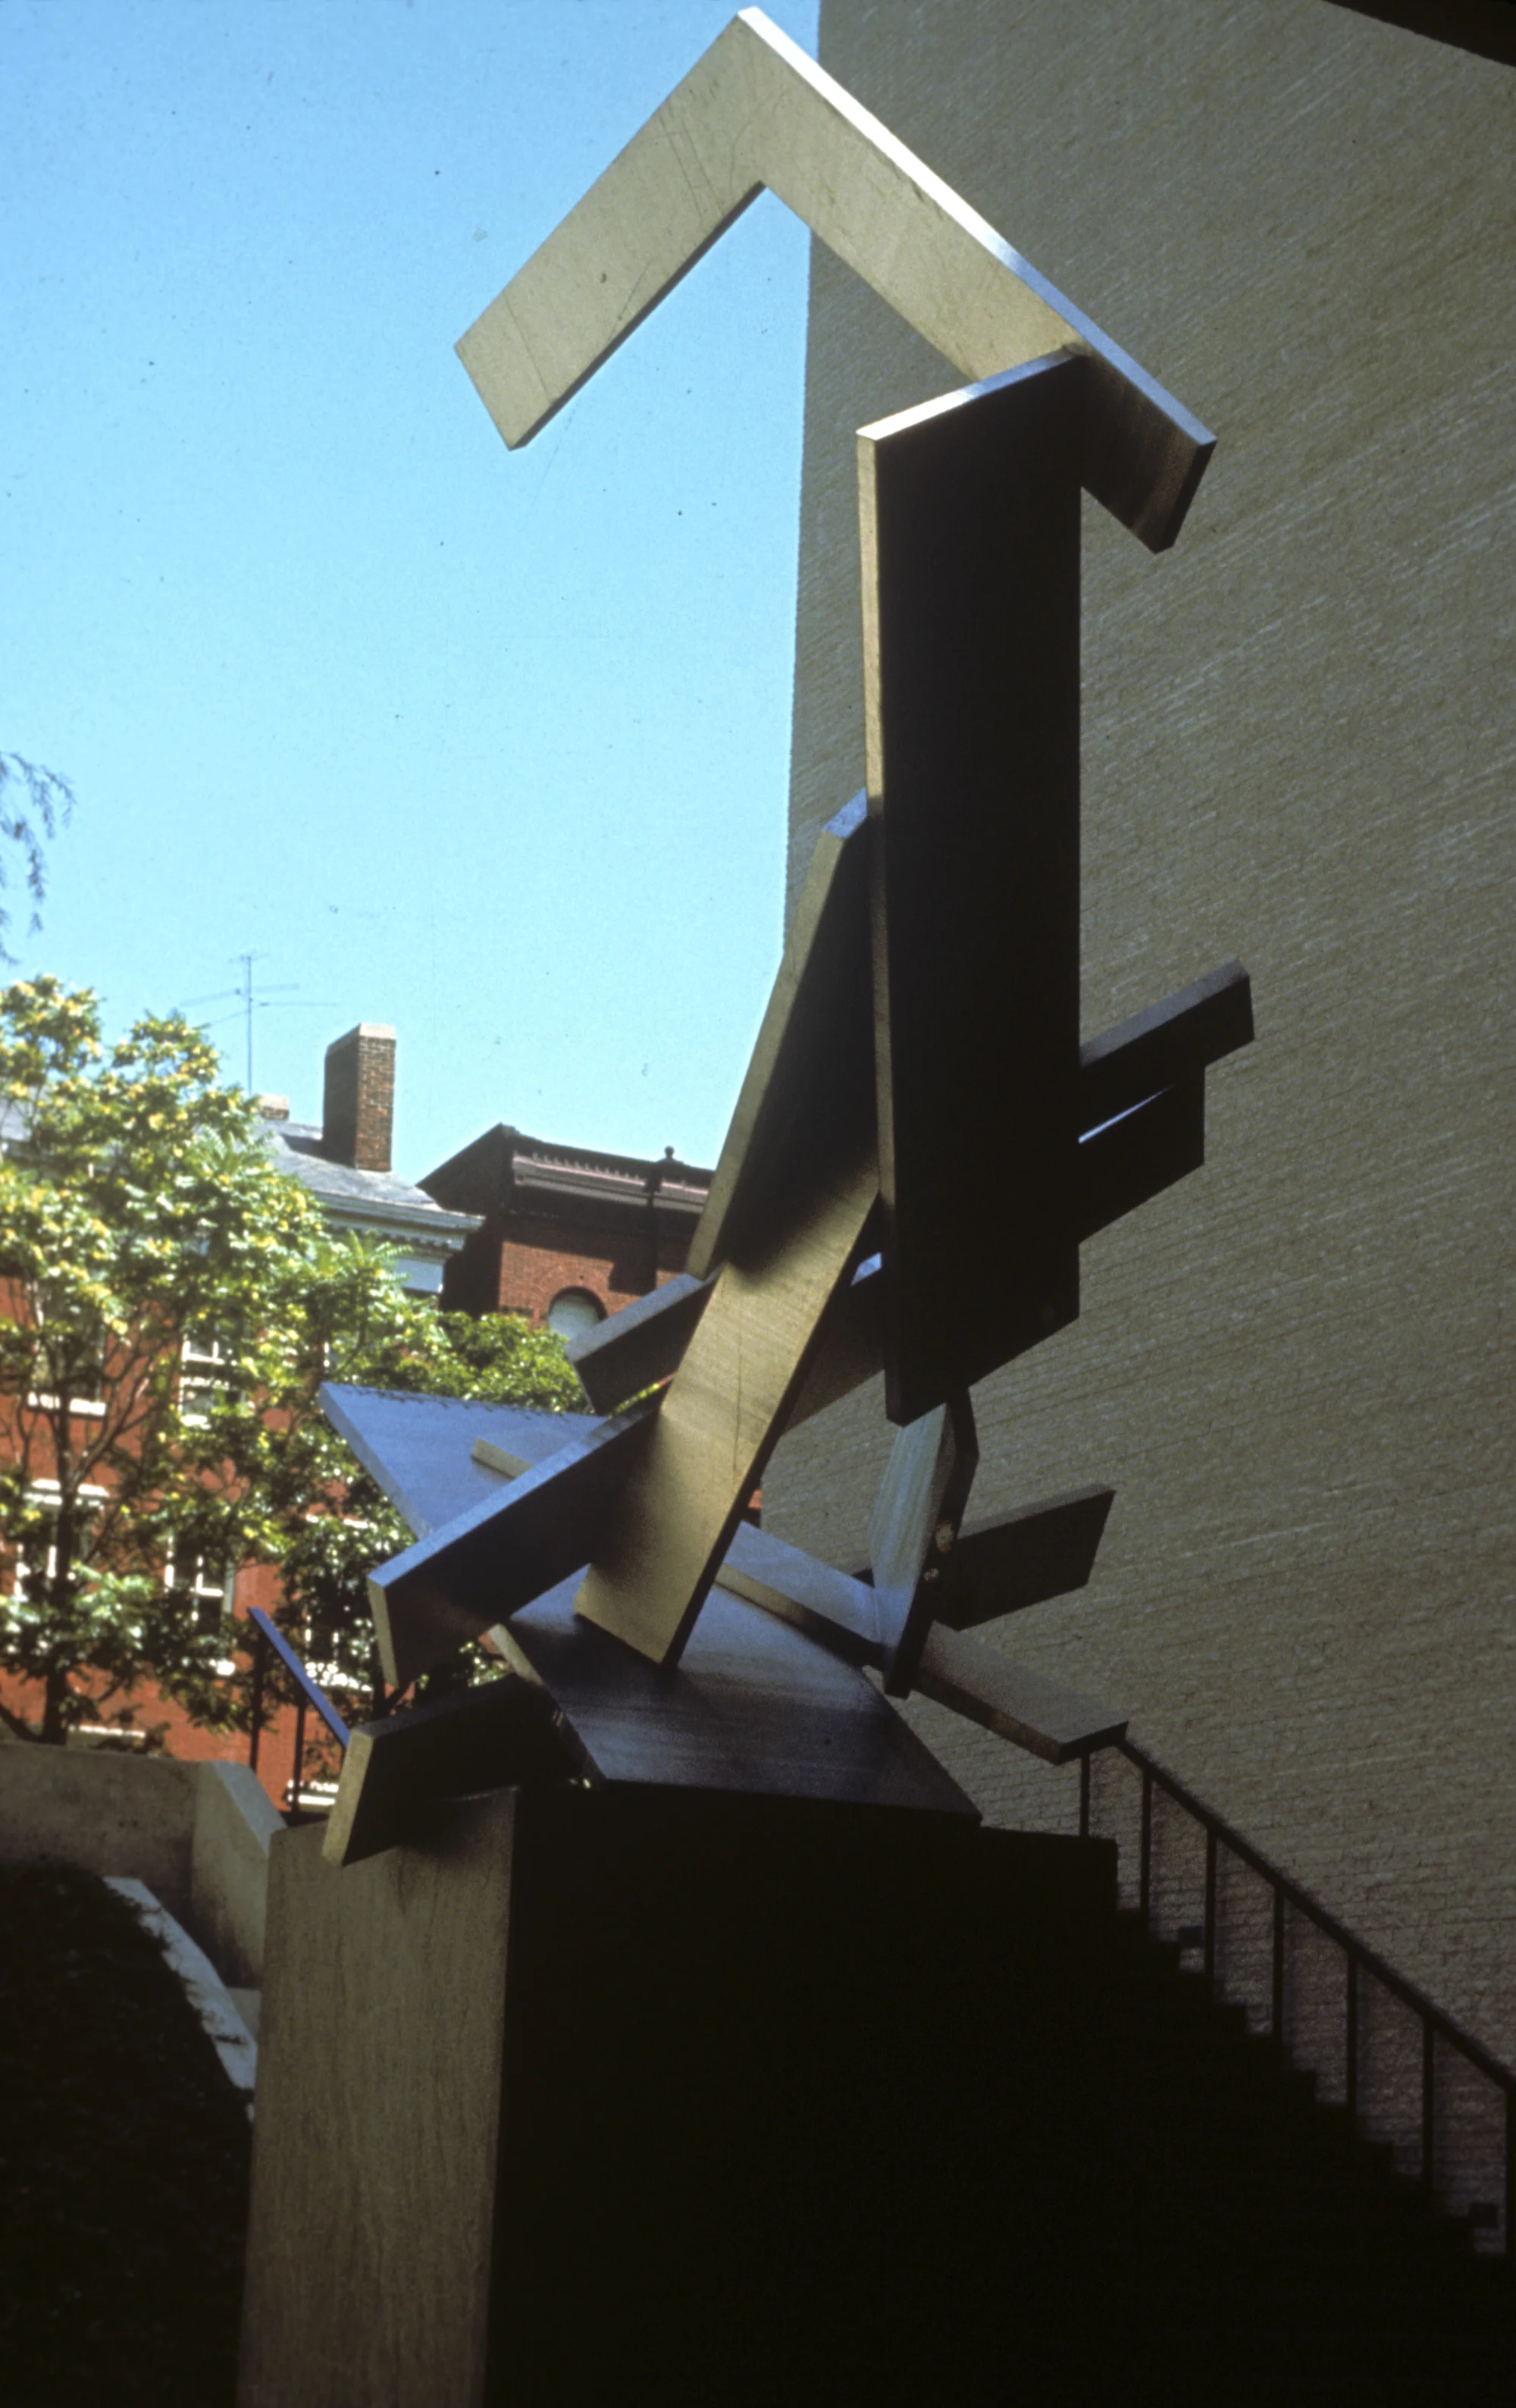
[1271,1883,1286,2047]
[1421,2019,1436,2196]
[248,1623,267,1776]
[1345,1952,1358,2122]
[1079,1751,1091,1841]
[1203,1825,1217,1986]
[1139,1767,1153,1927]
[290,1690,308,1820]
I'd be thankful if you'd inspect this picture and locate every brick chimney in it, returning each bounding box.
[321,1024,396,1172]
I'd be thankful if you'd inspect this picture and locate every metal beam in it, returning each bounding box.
[456,8,1212,551]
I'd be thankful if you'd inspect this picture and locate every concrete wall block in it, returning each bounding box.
[0,1748,277,1986]
[191,1760,282,1989]
[0,1747,199,1928]
[105,1877,258,2103]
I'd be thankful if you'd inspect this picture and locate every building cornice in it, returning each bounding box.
[315,1193,481,1259]
[423,1123,713,1234]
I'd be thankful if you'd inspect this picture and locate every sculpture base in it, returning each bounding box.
[238,1786,1117,2407]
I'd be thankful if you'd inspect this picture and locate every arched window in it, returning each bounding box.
[545,1288,605,1342]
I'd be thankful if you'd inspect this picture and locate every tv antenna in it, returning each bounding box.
[177,954,334,1093]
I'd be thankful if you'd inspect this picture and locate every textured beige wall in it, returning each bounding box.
[0,1748,199,1925]
[191,1761,281,1989]
[769,0,1514,2055]
[0,1748,278,1983]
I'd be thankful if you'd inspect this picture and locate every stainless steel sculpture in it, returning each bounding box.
[455,7,1211,550]
[319,9,1252,1867]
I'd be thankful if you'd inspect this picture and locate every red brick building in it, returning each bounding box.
[1,1024,479,1806]
[3,1030,717,1805]
[2,1025,726,1801]
[422,1126,712,1337]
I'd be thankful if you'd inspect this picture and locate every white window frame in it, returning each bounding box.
[9,1480,109,1601]
[180,1328,233,1426]
[164,1545,230,1618]
[164,1550,237,1669]
[25,1302,108,1416]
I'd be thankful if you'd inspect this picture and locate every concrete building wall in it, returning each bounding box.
[767,0,1514,2055]
[0,1748,279,1985]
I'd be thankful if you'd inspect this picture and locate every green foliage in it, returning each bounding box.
[205,1277,579,1723]
[0,975,580,1740]
[0,754,74,964]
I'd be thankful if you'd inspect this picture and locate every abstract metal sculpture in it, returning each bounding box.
[319,10,1251,1869]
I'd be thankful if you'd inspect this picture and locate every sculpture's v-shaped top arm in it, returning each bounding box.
[456,8,1212,551]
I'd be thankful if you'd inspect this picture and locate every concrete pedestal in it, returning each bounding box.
[238,1786,1116,2407]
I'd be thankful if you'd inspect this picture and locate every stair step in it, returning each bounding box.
[1076,1908,1516,2380]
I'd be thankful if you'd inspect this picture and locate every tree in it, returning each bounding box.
[208,1240,581,1734]
[0,756,74,964]
[0,976,580,1744]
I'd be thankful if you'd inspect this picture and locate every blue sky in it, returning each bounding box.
[4,0,819,1176]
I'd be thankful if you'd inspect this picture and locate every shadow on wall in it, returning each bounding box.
[0,1745,280,1989]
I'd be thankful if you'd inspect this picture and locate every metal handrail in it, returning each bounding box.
[245,1608,349,1818]
[1081,1735,1516,2258]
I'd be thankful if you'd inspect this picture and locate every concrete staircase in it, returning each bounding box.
[8,1739,1506,2399]
[278,1801,1507,2406]
[1089,1912,1516,2403]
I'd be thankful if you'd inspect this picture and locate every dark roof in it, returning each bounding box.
[265,1123,479,1256]
[422,1123,712,1232]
